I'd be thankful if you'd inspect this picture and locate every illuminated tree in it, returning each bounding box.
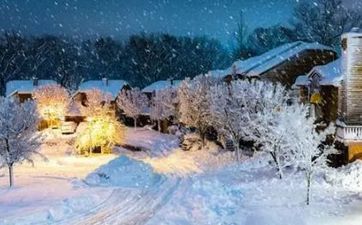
[33,84,70,127]
[75,89,125,155]
[0,97,42,187]
[75,115,125,155]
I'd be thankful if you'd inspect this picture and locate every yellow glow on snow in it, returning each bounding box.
[143,150,202,176]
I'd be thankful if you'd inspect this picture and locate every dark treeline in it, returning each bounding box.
[233,0,362,59]
[1,0,361,96]
[0,32,232,95]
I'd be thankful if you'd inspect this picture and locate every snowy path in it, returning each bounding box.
[55,177,181,225]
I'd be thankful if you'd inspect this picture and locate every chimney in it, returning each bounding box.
[102,77,108,86]
[351,27,360,33]
[32,77,38,86]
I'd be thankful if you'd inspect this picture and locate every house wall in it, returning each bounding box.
[16,93,33,103]
[320,86,339,123]
[341,35,362,124]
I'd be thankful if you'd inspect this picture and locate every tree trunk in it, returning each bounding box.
[200,132,206,147]
[236,146,241,162]
[0,77,5,97]
[306,172,312,205]
[8,165,14,187]
[158,120,161,132]
[134,117,137,128]
[270,152,283,179]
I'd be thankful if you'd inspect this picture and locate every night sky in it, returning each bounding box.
[0,0,359,45]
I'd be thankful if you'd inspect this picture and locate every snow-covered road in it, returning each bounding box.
[55,177,181,225]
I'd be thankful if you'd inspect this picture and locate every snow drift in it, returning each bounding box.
[85,156,163,188]
[326,160,362,190]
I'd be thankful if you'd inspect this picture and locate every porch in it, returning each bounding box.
[336,123,362,142]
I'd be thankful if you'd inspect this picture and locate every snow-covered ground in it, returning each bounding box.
[2,128,362,225]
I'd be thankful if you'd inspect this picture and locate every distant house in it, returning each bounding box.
[69,78,130,121]
[6,78,57,102]
[141,80,181,131]
[212,41,337,88]
[294,58,342,123]
[76,78,130,102]
[142,79,181,98]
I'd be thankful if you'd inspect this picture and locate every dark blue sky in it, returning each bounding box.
[0,0,357,45]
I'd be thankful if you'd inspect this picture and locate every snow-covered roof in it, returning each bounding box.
[225,41,334,78]
[142,80,182,93]
[78,79,129,99]
[313,58,342,86]
[207,70,229,79]
[6,80,57,97]
[294,75,309,87]
[342,31,362,39]
[293,59,342,87]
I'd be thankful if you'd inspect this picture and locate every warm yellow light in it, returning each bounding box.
[75,115,125,155]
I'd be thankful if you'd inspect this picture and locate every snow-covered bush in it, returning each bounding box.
[85,155,163,187]
[150,88,178,131]
[117,88,148,127]
[33,84,70,124]
[178,75,217,144]
[0,97,43,187]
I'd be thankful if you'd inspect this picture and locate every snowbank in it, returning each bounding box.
[85,156,163,188]
[326,160,362,191]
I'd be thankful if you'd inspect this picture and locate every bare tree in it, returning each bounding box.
[293,0,362,47]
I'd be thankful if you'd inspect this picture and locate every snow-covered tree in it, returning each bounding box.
[208,80,289,164]
[75,114,125,155]
[82,89,113,118]
[280,104,336,205]
[178,75,217,144]
[0,97,42,187]
[245,82,291,178]
[117,88,148,127]
[75,89,125,155]
[150,88,178,131]
[33,84,70,125]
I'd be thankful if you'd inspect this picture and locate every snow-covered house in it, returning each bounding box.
[218,41,337,88]
[141,80,181,131]
[142,80,181,98]
[75,78,130,101]
[295,58,342,123]
[296,30,362,162]
[69,78,130,120]
[5,78,57,102]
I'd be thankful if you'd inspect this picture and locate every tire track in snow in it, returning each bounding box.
[55,177,181,225]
